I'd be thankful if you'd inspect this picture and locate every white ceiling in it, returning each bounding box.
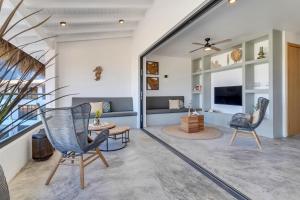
[150,0,300,58]
[8,0,154,43]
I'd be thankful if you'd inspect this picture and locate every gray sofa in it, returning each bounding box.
[146,96,189,114]
[72,97,137,118]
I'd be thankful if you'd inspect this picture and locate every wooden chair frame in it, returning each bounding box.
[230,129,262,150]
[45,147,108,189]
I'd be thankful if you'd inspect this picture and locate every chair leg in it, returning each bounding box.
[79,155,85,189]
[230,129,238,145]
[252,131,262,150]
[45,155,63,185]
[96,148,109,167]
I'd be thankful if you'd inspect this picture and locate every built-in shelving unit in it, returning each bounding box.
[191,30,283,138]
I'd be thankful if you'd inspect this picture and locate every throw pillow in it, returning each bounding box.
[90,102,103,114]
[252,109,260,124]
[169,100,180,110]
[102,101,111,113]
[179,100,184,109]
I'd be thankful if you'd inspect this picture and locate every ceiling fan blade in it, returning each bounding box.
[190,47,205,53]
[211,46,221,51]
[192,42,205,46]
[212,39,232,45]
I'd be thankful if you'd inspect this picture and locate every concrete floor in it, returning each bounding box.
[145,125,300,200]
[9,129,233,200]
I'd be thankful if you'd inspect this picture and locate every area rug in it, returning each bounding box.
[162,125,223,140]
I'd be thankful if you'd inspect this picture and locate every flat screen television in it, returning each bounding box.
[214,86,242,106]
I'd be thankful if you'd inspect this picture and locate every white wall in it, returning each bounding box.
[0,125,42,182]
[146,55,191,106]
[131,0,207,124]
[56,37,132,107]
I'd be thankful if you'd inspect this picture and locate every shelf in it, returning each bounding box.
[192,91,202,94]
[245,58,269,65]
[192,71,203,75]
[204,62,243,73]
[245,89,269,94]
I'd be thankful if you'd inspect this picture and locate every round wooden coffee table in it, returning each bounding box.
[88,122,116,133]
[102,126,130,151]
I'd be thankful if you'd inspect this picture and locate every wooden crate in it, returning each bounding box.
[180,115,204,133]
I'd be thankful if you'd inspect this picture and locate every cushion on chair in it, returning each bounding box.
[252,109,260,124]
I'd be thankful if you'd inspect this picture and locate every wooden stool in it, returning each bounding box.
[32,129,54,161]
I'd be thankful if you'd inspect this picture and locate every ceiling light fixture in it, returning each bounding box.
[204,46,212,51]
[119,19,125,24]
[228,0,237,4]
[60,21,67,27]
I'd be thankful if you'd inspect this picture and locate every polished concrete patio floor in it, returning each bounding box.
[9,129,233,200]
[145,125,300,200]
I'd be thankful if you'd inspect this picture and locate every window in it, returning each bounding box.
[18,87,38,99]
[18,105,38,120]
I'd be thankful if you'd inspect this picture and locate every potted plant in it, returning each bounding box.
[93,110,102,125]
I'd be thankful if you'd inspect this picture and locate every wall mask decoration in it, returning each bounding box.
[93,66,103,81]
[230,48,242,63]
[146,61,159,75]
[147,77,159,90]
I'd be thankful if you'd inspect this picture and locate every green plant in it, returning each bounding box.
[0,0,72,140]
[95,110,102,118]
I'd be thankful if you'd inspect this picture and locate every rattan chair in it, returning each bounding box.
[0,165,10,200]
[38,103,109,189]
[229,97,269,150]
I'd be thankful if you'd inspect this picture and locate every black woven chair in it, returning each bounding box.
[38,103,109,189]
[0,165,9,200]
[229,97,269,149]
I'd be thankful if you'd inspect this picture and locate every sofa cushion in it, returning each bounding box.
[147,108,189,114]
[90,102,103,114]
[102,101,111,113]
[146,96,185,109]
[169,100,180,109]
[90,111,137,118]
[72,97,133,112]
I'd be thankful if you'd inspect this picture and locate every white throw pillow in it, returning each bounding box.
[169,100,180,110]
[90,102,103,114]
[252,109,260,124]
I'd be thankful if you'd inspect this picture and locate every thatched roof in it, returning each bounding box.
[0,38,45,76]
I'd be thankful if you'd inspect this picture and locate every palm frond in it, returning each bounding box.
[0,0,24,36]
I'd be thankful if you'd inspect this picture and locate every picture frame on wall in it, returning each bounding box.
[146,61,159,75]
[147,77,159,90]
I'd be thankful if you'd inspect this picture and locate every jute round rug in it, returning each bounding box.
[162,125,223,140]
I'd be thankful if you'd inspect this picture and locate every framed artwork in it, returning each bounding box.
[147,77,159,90]
[146,61,159,75]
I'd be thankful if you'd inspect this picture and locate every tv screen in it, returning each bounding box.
[214,86,242,106]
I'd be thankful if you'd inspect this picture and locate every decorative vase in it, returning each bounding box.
[257,46,265,59]
[93,118,100,126]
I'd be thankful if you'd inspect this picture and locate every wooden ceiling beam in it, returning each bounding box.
[24,0,153,10]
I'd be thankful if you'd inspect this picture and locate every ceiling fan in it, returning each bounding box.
[190,38,232,53]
